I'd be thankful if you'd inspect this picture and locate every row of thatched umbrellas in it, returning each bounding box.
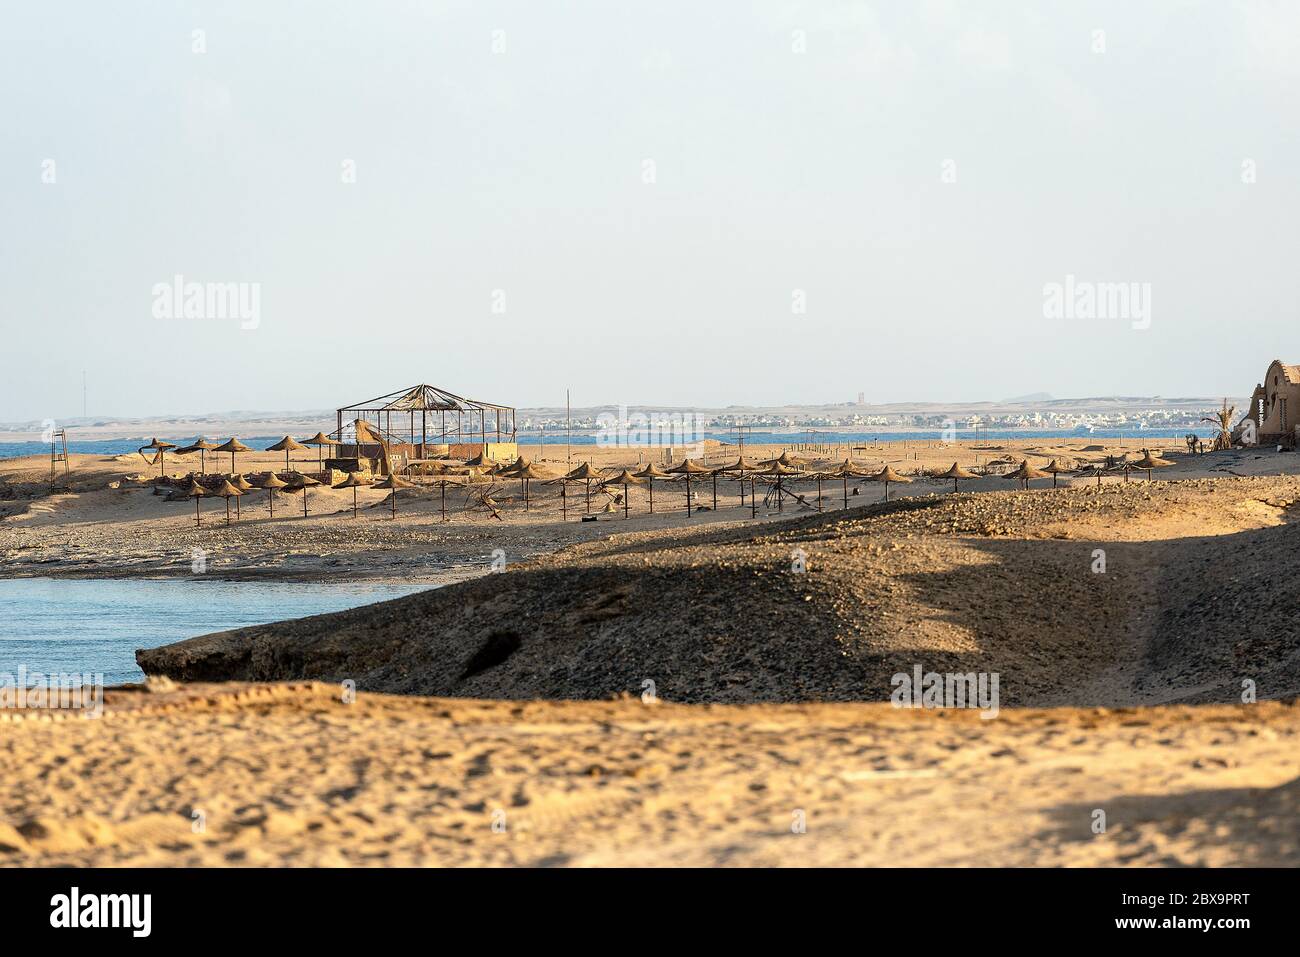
[492,447,1176,519]
[168,441,1175,527]
[138,433,344,478]
[1002,452,1174,487]
[478,452,921,518]
[179,469,419,526]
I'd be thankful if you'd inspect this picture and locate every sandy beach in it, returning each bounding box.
[2,438,1298,866]
[1,682,1295,867]
[0,436,1263,583]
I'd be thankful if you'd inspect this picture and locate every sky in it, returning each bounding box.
[2,1,1299,423]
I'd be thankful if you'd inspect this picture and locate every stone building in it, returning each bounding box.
[1245,360,1300,444]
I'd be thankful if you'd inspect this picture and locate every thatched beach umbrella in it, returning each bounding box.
[601,469,645,519]
[562,462,603,514]
[230,473,255,520]
[1040,459,1072,488]
[498,456,531,477]
[758,451,807,469]
[174,437,219,475]
[373,473,414,518]
[464,452,488,468]
[259,472,288,518]
[214,438,252,474]
[757,460,804,512]
[302,432,342,472]
[831,459,874,508]
[716,456,762,509]
[335,471,373,519]
[138,438,177,479]
[285,472,321,517]
[1132,450,1174,481]
[512,462,549,510]
[941,462,979,493]
[666,458,712,517]
[870,465,912,502]
[184,479,207,527]
[805,470,838,512]
[213,478,243,525]
[265,436,306,472]
[1005,460,1048,490]
[633,463,671,513]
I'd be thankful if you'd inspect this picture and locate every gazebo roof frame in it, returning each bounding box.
[338,383,514,416]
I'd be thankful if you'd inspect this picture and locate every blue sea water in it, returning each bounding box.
[0,578,427,684]
[0,436,287,460]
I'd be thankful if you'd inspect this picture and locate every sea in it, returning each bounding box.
[0,578,427,685]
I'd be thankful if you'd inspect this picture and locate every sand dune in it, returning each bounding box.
[139,475,1300,708]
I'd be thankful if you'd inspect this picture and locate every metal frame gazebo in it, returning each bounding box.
[334,384,516,456]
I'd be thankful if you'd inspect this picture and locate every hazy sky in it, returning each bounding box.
[3,1,1298,422]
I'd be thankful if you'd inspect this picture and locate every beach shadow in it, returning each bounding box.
[888,521,1300,706]
[1034,775,1300,866]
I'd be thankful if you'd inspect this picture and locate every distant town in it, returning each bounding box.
[515,396,1245,436]
[0,395,1248,444]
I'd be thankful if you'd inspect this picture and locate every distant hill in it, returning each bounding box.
[1001,392,1053,403]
